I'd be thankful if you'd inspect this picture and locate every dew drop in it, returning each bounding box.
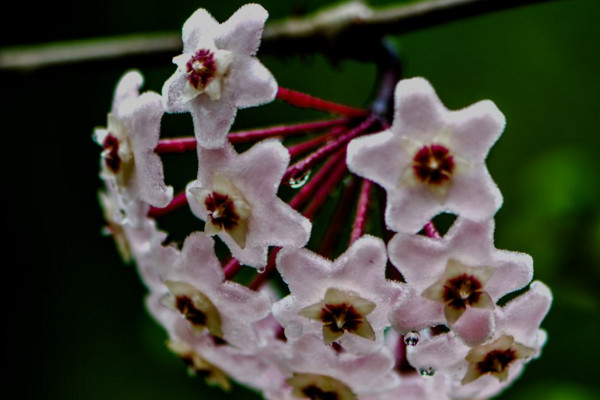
[419,367,435,377]
[404,331,420,346]
[111,208,127,225]
[288,170,311,188]
[257,265,266,274]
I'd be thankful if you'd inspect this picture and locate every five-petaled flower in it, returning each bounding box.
[162,4,278,149]
[149,232,272,349]
[265,334,399,400]
[273,235,404,353]
[346,77,504,233]
[167,340,232,390]
[186,140,311,269]
[94,70,173,208]
[406,281,551,399]
[388,218,533,345]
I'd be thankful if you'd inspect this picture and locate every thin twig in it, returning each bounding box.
[0,0,556,71]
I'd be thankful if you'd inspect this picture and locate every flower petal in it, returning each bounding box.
[216,3,269,55]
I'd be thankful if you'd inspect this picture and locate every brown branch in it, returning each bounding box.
[0,0,558,71]
[0,32,181,72]
[261,0,559,60]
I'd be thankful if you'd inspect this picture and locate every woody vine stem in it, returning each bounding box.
[0,0,557,71]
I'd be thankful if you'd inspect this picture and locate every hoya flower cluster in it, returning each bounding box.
[95,4,552,400]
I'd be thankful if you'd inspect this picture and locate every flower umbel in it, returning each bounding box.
[163,4,277,149]
[94,4,552,400]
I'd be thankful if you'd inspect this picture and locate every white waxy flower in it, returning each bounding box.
[406,281,551,400]
[347,77,504,233]
[265,334,399,400]
[186,140,311,269]
[98,179,169,269]
[167,340,232,391]
[148,232,271,349]
[94,70,173,208]
[163,4,278,148]
[388,218,533,345]
[273,235,404,353]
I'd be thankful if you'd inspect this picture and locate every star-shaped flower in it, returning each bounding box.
[186,140,311,268]
[148,232,271,349]
[162,4,278,149]
[272,235,404,353]
[359,331,450,400]
[164,329,281,393]
[265,334,399,400]
[167,340,232,390]
[388,218,533,345]
[406,281,551,400]
[149,276,286,394]
[346,77,504,233]
[98,178,173,279]
[98,184,143,262]
[94,70,173,208]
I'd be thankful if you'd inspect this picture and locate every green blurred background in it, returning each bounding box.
[2,0,599,399]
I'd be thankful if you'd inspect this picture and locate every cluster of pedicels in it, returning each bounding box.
[94,4,552,400]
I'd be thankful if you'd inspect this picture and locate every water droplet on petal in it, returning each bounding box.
[404,331,420,346]
[112,208,127,225]
[288,170,311,188]
[257,266,266,274]
[419,367,435,377]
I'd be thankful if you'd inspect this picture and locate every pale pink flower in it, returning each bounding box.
[359,329,450,400]
[406,281,552,399]
[162,4,277,148]
[147,232,271,349]
[94,70,173,208]
[272,235,404,353]
[98,179,175,283]
[361,373,449,400]
[388,218,533,345]
[346,77,504,233]
[186,140,311,268]
[265,334,399,400]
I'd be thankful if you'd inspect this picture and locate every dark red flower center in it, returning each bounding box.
[320,303,363,334]
[442,273,483,310]
[186,49,217,89]
[205,192,240,230]
[102,134,121,173]
[175,295,207,326]
[477,349,517,374]
[412,144,454,184]
[302,386,339,400]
